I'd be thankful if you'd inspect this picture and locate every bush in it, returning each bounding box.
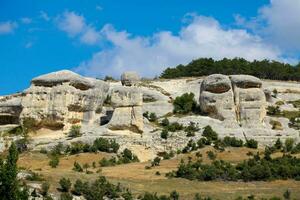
[151,157,161,167]
[68,125,82,138]
[161,118,170,126]
[223,137,244,147]
[73,161,83,172]
[161,129,169,139]
[173,93,197,114]
[165,122,183,132]
[207,151,216,160]
[72,179,85,196]
[59,177,72,192]
[49,155,59,168]
[285,138,295,152]
[245,139,258,149]
[202,126,218,141]
[93,138,120,153]
[149,113,157,122]
[267,106,281,116]
[274,138,283,150]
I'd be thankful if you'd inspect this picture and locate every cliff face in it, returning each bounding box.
[0,70,300,159]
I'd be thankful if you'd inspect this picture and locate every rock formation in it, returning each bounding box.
[107,86,143,133]
[199,74,266,127]
[0,70,109,130]
[121,71,140,86]
[199,74,237,126]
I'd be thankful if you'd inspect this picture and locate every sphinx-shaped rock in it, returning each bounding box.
[20,70,109,129]
[199,74,266,127]
[107,86,143,133]
[121,72,140,86]
[230,75,266,127]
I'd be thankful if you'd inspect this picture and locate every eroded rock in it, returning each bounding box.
[121,71,140,86]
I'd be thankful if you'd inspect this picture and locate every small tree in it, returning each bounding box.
[170,190,179,200]
[68,125,82,138]
[72,179,84,196]
[285,138,295,152]
[161,118,170,127]
[283,189,291,200]
[274,138,283,150]
[59,177,72,192]
[83,163,90,173]
[245,139,258,149]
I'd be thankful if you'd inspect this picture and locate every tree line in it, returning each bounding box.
[160,58,300,81]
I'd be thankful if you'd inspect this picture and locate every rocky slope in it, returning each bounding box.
[0,70,300,161]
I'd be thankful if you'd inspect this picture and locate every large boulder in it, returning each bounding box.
[121,72,140,86]
[199,74,237,126]
[199,74,266,128]
[108,86,143,133]
[20,70,109,129]
[230,75,266,127]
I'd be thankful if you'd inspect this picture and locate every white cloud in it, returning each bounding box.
[57,11,100,45]
[57,11,85,36]
[259,0,300,51]
[0,21,17,35]
[80,27,100,45]
[20,17,32,24]
[76,15,281,78]
[40,11,50,21]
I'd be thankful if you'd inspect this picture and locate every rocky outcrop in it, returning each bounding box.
[0,70,109,130]
[107,86,143,133]
[199,74,266,127]
[199,74,237,127]
[121,72,140,86]
[230,75,266,127]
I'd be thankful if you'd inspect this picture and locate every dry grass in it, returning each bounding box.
[17,147,300,199]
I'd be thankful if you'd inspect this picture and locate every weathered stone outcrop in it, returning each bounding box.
[230,75,266,127]
[199,74,266,127]
[108,86,143,133]
[0,70,109,130]
[121,71,140,86]
[199,74,237,126]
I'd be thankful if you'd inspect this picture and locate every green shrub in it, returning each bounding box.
[93,138,120,153]
[223,137,244,147]
[149,113,157,122]
[73,161,83,172]
[274,138,283,150]
[59,177,72,192]
[161,118,170,126]
[151,157,161,167]
[245,139,258,149]
[173,93,197,114]
[285,138,295,152]
[49,155,59,168]
[267,106,281,116]
[202,126,218,141]
[161,129,169,139]
[25,171,44,181]
[68,125,82,138]
[72,179,85,196]
[207,151,216,160]
[165,122,183,132]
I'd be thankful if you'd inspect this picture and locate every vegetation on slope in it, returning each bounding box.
[160,58,300,81]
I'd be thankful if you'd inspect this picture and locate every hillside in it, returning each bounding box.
[1,70,300,199]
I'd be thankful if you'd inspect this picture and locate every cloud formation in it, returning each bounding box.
[57,11,100,45]
[259,0,300,51]
[76,15,281,78]
[0,21,17,35]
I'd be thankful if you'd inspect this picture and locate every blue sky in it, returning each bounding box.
[0,0,299,95]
